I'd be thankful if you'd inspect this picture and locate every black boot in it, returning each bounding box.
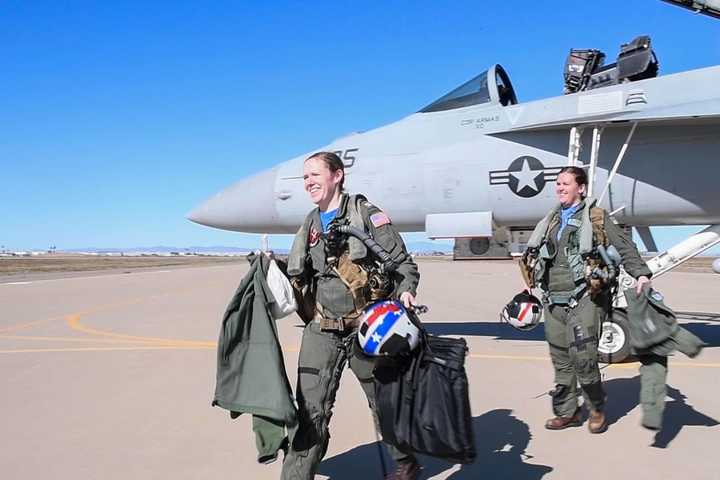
[385,457,421,480]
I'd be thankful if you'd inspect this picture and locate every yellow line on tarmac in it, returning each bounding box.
[600,360,720,369]
[0,315,67,334]
[65,315,216,347]
[0,344,300,354]
[468,353,720,368]
[668,362,720,368]
[0,282,222,334]
[0,345,214,354]
[0,334,195,344]
[469,353,547,361]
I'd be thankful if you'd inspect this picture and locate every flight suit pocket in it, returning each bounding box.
[293,366,323,452]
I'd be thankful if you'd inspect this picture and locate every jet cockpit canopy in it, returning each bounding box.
[419,64,517,113]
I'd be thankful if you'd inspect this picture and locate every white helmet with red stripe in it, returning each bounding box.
[501,290,542,331]
[357,300,421,356]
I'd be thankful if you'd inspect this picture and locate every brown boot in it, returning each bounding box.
[545,408,582,430]
[386,457,421,480]
[588,409,608,434]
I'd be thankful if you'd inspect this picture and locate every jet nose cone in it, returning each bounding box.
[187,168,280,233]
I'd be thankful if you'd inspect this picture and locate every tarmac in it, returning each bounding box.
[1,258,719,480]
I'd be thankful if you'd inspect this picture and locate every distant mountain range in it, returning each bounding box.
[62,246,263,254]
[61,242,454,255]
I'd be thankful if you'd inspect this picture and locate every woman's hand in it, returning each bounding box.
[636,275,652,295]
[399,291,416,308]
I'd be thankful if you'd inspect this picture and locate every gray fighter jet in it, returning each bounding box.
[662,0,720,19]
[189,36,719,254]
[188,36,720,362]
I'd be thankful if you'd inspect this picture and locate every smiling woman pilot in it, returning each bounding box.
[520,166,651,435]
[282,151,422,480]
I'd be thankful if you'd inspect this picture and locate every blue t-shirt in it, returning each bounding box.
[557,204,580,240]
[320,208,338,233]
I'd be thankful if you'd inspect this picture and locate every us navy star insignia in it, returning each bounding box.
[488,156,563,198]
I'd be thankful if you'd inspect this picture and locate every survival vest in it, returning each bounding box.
[521,200,609,304]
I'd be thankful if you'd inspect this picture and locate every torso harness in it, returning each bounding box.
[521,201,617,308]
[288,194,405,332]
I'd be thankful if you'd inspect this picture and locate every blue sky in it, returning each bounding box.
[1,0,719,253]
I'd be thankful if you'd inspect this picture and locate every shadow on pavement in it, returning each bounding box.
[319,409,552,480]
[603,376,641,428]
[676,311,720,322]
[652,386,719,448]
[603,377,719,448]
[423,320,720,348]
[678,322,720,348]
[424,321,546,341]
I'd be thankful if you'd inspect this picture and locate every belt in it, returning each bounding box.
[314,302,362,333]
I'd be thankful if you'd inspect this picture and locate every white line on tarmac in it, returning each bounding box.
[1,282,32,285]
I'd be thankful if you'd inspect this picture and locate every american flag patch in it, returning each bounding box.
[370,211,391,227]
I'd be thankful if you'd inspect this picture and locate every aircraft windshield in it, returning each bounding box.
[419,72,490,113]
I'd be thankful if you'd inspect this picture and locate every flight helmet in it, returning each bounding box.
[357,300,421,356]
[501,290,543,331]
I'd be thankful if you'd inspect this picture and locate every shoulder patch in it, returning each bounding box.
[650,290,664,302]
[308,226,320,247]
[370,211,391,228]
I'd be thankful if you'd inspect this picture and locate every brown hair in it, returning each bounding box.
[558,166,588,196]
[305,151,345,191]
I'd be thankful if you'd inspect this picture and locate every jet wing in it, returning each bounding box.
[496,65,720,133]
[506,98,720,132]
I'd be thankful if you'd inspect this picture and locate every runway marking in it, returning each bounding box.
[0,343,300,354]
[0,345,214,354]
[0,339,714,368]
[469,353,547,361]
[0,315,67,334]
[606,361,720,369]
[65,315,216,347]
[468,353,720,368]
[0,263,244,286]
[0,334,203,344]
[0,282,225,334]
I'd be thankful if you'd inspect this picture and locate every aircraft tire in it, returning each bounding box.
[598,308,631,364]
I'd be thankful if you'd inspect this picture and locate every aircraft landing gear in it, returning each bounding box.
[598,308,631,364]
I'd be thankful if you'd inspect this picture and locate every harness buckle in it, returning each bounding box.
[319,316,345,333]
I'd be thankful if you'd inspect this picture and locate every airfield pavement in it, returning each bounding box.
[1,258,719,480]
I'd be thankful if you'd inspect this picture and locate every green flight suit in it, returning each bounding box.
[626,287,704,430]
[282,194,420,480]
[535,203,651,417]
[213,253,297,464]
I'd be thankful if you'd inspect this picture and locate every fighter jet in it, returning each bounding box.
[189,35,720,362]
[661,0,720,19]
[189,35,719,258]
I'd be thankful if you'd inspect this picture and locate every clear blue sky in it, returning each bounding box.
[2,0,719,253]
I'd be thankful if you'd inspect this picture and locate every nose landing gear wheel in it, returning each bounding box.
[598,308,631,364]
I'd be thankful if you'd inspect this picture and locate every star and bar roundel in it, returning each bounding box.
[489,156,563,198]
